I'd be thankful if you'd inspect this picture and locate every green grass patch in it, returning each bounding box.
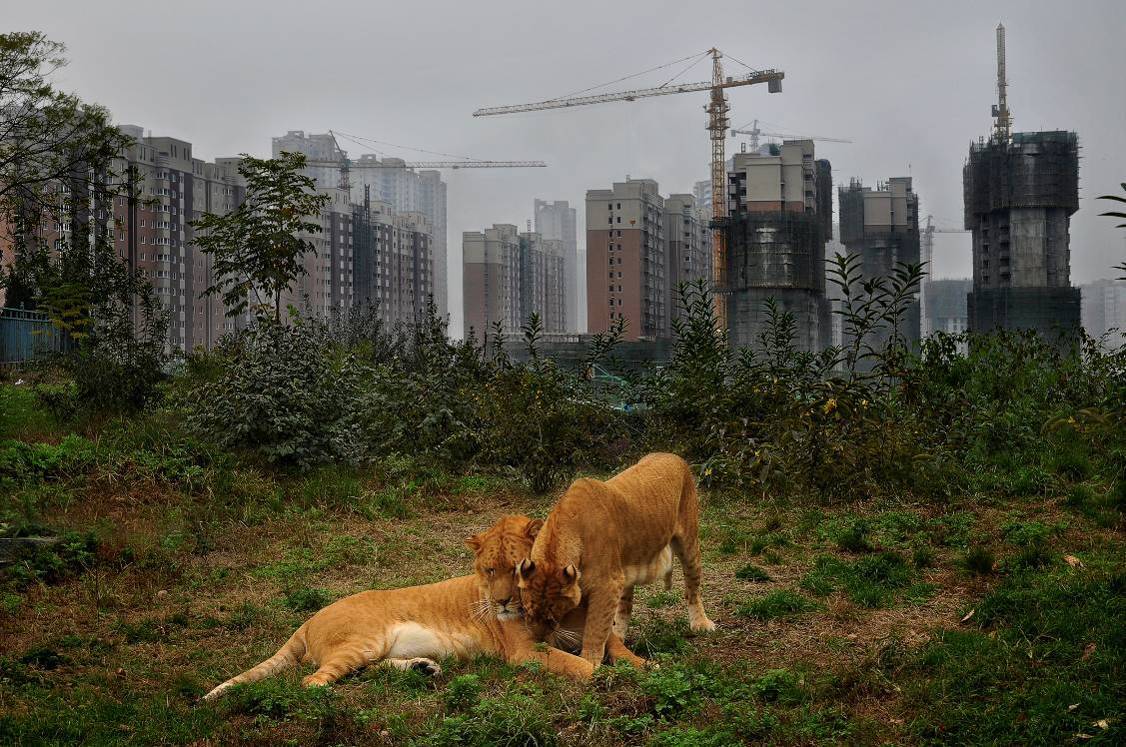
[903,558,1125,744]
[737,590,820,620]
[801,551,913,608]
[735,563,772,582]
[961,546,996,576]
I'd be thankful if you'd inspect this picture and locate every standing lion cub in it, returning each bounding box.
[203,515,591,701]
[515,453,714,668]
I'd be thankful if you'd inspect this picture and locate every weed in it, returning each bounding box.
[751,668,807,705]
[1066,483,1095,508]
[835,519,873,553]
[443,674,482,712]
[962,546,996,575]
[1048,437,1092,482]
[632,618,691,657]
[645,589,679,609]
[224,602,264,631]
[801,552,913,608]
[911,545,935,568]
[737,590,820,620]
[422,688,557,747]
[641,665,710,718]
[735,563,772,582]
[283,587,331,613]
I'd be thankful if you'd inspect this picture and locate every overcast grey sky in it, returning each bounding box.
[9,0,1125,335]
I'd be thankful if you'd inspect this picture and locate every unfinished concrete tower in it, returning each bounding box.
[964,24,1081,341]
[721,141,833,352]
[839,176,921,353]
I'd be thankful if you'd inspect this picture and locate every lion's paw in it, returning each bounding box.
[408,658,442,676]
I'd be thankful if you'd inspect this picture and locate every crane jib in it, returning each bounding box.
[472,70,783,117]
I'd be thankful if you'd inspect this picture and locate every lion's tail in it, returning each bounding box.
[203,626,307,701]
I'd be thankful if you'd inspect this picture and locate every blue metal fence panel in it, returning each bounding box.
[0,307,71,364]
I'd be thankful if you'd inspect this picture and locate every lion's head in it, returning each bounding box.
[466,515,543,621]
[514,558,582,629]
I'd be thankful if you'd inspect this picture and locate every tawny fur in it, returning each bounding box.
[517,453,715,668]
[467,514,650,668]
[203,517,593,701]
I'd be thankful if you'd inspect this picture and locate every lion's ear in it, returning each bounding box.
[465,534,483,553]
[517,558,536,577]
[525,519,544,540]
[561,564,580,584]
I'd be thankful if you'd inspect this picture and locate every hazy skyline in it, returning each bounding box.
[8,0,1124,336]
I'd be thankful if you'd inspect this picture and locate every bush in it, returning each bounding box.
[182,316,366,467]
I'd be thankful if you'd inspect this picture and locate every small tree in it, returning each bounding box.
[191,152,330,322]
[1097,182,1126,279]
[0,31,135,308]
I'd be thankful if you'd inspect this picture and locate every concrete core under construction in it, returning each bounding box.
[838,176,921,355]
[963,131,1080,340]
[722,142,832,353]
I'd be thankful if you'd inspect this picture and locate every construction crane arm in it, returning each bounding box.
[730,128,852,143]
[306,159,546,169]
[473,69,783,116]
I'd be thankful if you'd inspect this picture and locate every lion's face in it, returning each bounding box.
[466,515,543,621]
[514,558,582,629]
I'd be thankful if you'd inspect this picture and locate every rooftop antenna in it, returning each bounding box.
[992,22,1012,142]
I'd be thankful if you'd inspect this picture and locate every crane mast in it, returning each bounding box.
[473,49,783,334]
[992,22,1011,142]
[706,49,730,329]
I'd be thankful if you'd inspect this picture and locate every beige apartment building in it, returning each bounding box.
[586,178,667,341]
[463,223,521,342]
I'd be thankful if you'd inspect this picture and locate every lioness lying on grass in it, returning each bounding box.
[203,515,592,700]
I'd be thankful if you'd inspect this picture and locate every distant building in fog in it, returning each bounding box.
[925,278,972,336]
[663,193,710,325]
[273,131,448,320]
[534,199,581,332]
[1081,279,1126,346]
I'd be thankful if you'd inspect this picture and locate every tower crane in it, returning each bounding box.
[919,215,970,337]
[730,119,852,152]
[307,130,547,193]
[473,48,784,329]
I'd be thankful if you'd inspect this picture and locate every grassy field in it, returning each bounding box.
[1,386,1123,746]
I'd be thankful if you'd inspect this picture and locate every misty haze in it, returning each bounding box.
[1,2,1123,745]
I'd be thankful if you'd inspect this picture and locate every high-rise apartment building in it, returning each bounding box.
[272,133,447,321]
[462,224,565,342]
[463,224,521,342]
[963,131,1081,340]
[586,178,667,341]
[353,198,433,327]
[663,193,710,325]
[271,131,342,192]
[722,141,833,352]
[534,199,580,332]
[518,231,566,334]
[839,176,922,349]
[276,186,355,319]
[114,125,249,350]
